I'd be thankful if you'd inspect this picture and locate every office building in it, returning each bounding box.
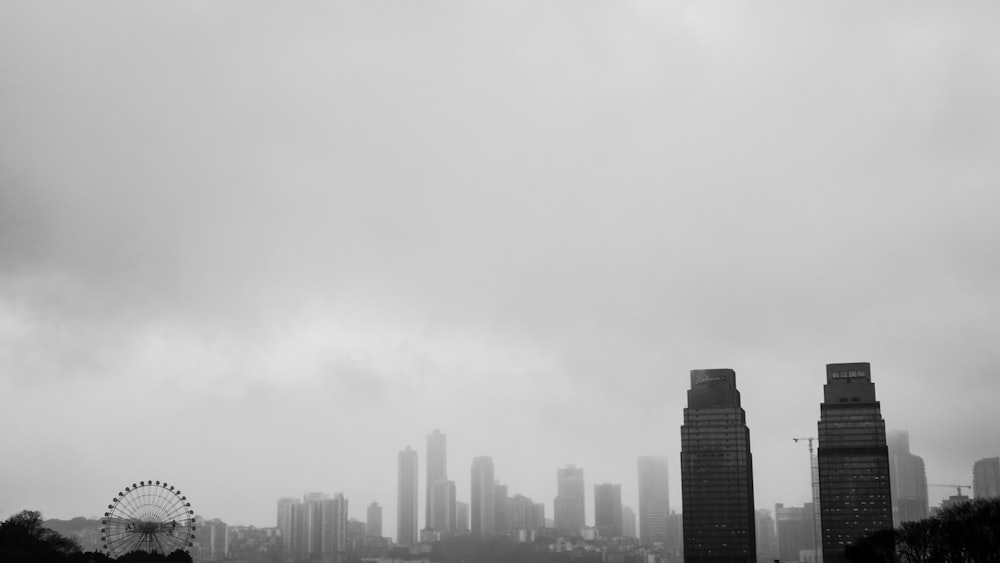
[973,457,1000,499]
[494,482,510,534]
[426,430,449,530]
[509,494,544,531]
[775,503,815,563]
[637,455,670,544]
[456,501,470,533]
[680,368,756,563]
[594,483,623,538]
[622,505,637,539]
[366,502,382,537]
[817,362,893,563]
[429,479,457,533]
[887,430,928,525]
[554,465,586,534]
[756,509,777,562]
[471,456,496,538]
[398,447,419,545]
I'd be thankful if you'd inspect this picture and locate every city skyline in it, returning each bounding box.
[2,1,1000,543]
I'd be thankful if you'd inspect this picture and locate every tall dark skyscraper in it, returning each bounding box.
[637,455,670,544]
[397,446,419,546]
[594,483,623,538]
[817,362,893,563]
[887,430,928,526]
[426,430,448,530]
[470,456,496,538]
[680,368,756,563]
[554,465,586,533]
[973,457,1000,499]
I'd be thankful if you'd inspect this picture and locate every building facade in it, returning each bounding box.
[973,457,1000,499]
[554,465,586,534]
[887,430,928,526]
[775,503,815,563]
[637,455,670,544]
[471,456,496,538]
[680,368,756,563]
[426,430,449,532]
[594,483,623,538]
[366,502,382,537]
[817,362,893,563]
[398,447,419,546]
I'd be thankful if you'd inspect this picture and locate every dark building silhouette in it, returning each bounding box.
[637,455,670,544]
[471,456,496,538]
[887,430,928,526]
[554,465,586,534]
[680,368,756,563]
[594,483,623,538]
[494,482,510,534]
[397,447,419,545]
[817,362,893,563]
[974,457,1000,499]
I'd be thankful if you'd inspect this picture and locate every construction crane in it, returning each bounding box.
[793,437,821,563]
[929,484,971,497]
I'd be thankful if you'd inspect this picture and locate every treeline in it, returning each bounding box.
[0,510,192,563]
[846,497,1000,563]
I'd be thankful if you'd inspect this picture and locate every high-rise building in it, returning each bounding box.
[303,492,328,556]
[277,497,300,548]
[887,430,928,525]
[756,509,778,562]
[471,457,496,538]
[456,501,470,533]
[974,457,1000,499]
[594,483,623,538]
[622,505,637,539]
[775,503,815,563]
[817,362,893,563]
[509,495,544,531]
[554,465,586,534]
[494,482,510,534]
[426,430,448,530]
[366,502,382,537]
[321,493,348,556]
[429,479,457,533]
[680,368,756,563]
[398,447,419,545]
[637,455,669,544]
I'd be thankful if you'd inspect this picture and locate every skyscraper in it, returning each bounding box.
[320,493,348,557]
[817,362,893,563]
[429,479,457,533]
[554,465,585,534]
[276,497,300,549]
[426,430,449,530]
[494,482,510,534]
[775,503,815,563]
[637,455,670,544]
[366,502,382,537]
[594,483,623,538]
[456,501,470,533]
[973,457,1000,499]
[471,456,496,538]
[887,430,928,525]
[622,505,637,539]
[680,368,756,563]
[397,446,419,546]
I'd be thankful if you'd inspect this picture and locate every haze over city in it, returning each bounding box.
[1,0,999,544]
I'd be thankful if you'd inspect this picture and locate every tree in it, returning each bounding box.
[0,510,81,563]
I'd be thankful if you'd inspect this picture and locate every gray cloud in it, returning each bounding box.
[2,0,999,531]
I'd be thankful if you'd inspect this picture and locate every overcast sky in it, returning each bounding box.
[2,1,999,537]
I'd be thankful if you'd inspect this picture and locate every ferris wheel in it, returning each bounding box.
[101,480,196,557]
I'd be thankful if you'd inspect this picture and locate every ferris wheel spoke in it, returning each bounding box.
[103,481,194,557]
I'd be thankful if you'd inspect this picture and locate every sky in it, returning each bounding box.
[1,0,999,537]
